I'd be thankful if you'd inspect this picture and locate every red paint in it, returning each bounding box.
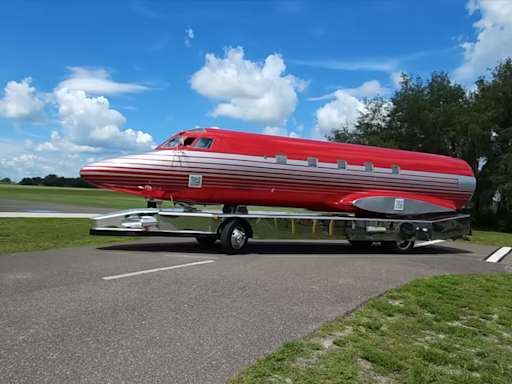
[80,128,476,214]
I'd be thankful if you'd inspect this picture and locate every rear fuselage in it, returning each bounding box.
[79,128,476,215]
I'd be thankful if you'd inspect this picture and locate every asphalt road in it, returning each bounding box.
[0,198,115,214]
[1,238,510,384]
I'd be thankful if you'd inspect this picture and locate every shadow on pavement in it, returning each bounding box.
[97,240,473,256]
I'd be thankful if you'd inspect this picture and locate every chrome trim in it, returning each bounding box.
[89,207,471,243]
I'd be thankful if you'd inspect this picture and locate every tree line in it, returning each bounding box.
[328,57,512,233]
[0,175,98,188]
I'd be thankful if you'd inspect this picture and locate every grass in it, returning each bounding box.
[0,218,142,255]
[229,273,512,384]
[0,184,307,212]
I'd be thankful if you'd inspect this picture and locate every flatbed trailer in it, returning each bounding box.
[89,204,471,254]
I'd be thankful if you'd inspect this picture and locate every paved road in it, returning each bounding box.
[1,238,510,384]
[0,198,116,214]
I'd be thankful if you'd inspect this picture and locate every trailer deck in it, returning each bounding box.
[89,205,471,254]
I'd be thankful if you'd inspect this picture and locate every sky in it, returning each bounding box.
[0,0,511,181]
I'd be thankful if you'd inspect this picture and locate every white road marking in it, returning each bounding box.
[414,240,445,248]
[102,260,215,280]
[485,247,512,263]
[0,212,100,218]
[163,253,219,260]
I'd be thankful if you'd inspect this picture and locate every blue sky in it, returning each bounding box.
[0,0,511,180]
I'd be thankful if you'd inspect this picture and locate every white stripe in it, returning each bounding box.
[414,239,445,248]
[102,260,215,280]
[485,247,512,263]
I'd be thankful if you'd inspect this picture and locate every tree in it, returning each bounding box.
[327,58,512,232]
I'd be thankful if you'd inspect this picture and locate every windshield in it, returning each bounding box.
[161,137,184,147]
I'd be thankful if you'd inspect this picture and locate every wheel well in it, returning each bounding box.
[218,217,253,238]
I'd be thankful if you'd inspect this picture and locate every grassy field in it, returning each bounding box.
[0,218,142,255]
[229,273,512,384]
[0,184,307,212]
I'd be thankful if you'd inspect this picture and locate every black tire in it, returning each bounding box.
[195,235,218,246]
[220,219,249,255]
[380,240,415,254]
[348,240,374,248]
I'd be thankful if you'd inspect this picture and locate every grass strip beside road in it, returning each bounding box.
[0,218,142,255]
[229,273,512,384]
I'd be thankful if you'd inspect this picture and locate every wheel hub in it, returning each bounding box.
[230,227,246,249]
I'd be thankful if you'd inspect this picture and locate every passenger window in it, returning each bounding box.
[308,157,317,167]
[193,138,214,149]
[391,165,400,174]
[337,160,347,169]
[276,154,287,165]
[365,162,374,172]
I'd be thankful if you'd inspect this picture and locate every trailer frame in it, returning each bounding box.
[88,204,471,254]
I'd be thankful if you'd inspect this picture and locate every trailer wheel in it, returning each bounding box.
[380,240,415,254]
[195,235,218,246]
[220,218,249,255]
[348,240,374,248]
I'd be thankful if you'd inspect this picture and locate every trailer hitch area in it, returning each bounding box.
[121,214,158,229]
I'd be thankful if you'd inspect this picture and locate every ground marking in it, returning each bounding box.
[485,247,512,263]
[102,260,215,280]
[414,240,445,248]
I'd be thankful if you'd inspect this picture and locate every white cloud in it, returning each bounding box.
[0,69,156,180]
[190,46,309,130]
[0,153,87,181]
[308,80,388,101]
[309,79,390,139]
[34,87,155,153]
[454,0,512,81]
[0,78,46,123]
[312,90,364,139]
[390,71,404,88]
[185,29,194,46]
[57,67,150,95]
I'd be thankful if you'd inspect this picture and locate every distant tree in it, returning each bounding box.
[0,177,11,183]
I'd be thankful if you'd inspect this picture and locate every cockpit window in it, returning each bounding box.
[161,136,197,147]
[183,137,196,146]
[193,138,213,149]
[162,137,183,147]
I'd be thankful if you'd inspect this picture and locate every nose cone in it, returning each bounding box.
[78,152,166,199]
[79,159,106,188]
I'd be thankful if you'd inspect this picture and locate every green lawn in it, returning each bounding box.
[0,184,307,212]
[0,218,142,255]
[229,273,512,384]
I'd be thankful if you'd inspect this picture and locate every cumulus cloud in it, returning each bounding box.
[57,67,150,95]
[309,79,390,139]
[34,87,155,153]
[454,0,512,81]
[0,77,46,123]
[190,46,309,130]
[0,68,156,180]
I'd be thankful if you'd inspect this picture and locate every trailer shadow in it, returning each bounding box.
[97,240,473,256]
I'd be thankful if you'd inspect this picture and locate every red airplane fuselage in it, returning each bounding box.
[79,128,476,216]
